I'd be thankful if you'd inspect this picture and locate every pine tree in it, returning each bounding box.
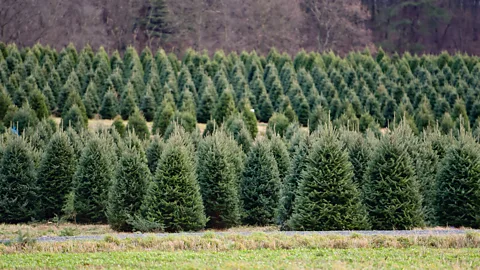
[140,86,156,122]
[0,136,38,223]
[146,135,164,173]
[100,89,119,119]
[278,134,311,228]
[62,104,87,132]
[258,89,274,122]
[267,113,289,137]
[0,87,12,122]
[127,109,150,140]
[73,136,115,223]
[364,129,424,230]
[152,102,175,136]
[107,140,151,231]
[83,81,100,118]
[436,132,480,228]
[37,132,76,219]
[269,134,290,182]
[4,103,39,135]
[214,87,236,123]
[197,130,244,228]
[141,130,206,232]
[288,127,369,231]
[29,88,49,119]
[112,116,126,137]
[239,98,258,139]
[197,81,217,123]
[241,139,281,225]
[120,84,139,120]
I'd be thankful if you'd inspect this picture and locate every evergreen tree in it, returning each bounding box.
[127,109,150,140]
[4,103,39,135]
[107,140,151,231]
[29,88,49,119]
[197,130,244,228]
[62,105,87,132]
[241,139,281,225]
[213,87,236,123]
[112,116,126,137]
[239,98,258,139]
[258,89,274,122]
[0,137,38,223]
[0,87,12,122]
[288,127,369,231]
[83,81,100,118]
[146,135,164,173]
[37,132,76,219]
[267,113,290,137]
[100,89,119,119]
[269,134,290,181]
[152,102,175,136]
[140,86,156,122]
[74,136,115,223]
[364,128,424,230]
[197,81,217,123]
[120,84,139,120]
[436,133,480,228]
[141,130,206,232]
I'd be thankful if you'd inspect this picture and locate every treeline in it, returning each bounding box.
[2,44,480,138]
[1,117,480,231]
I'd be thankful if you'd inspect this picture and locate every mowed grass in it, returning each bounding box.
[1,248,479,269]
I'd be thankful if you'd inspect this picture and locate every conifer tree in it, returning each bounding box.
[37,132,76,219]
[239,98,258,139]
[100,89,119,119]
[364,127,424,230]
[288,127,369,231]
[269,134,290,181]
[62,105,87,132]
[29,88,49,119]
[0,87,12,122]
[127,109,150,140]
[140,86,156,122]
[436,132,480,228]
[120,84,139,120]
[267,113,289,137]
[213,87,236,123]
[0,136,38,223]
[146,135,164,173]
[241,139,281,225]
[112,116,126,137]
[258,89,274,122]
[4,103,39,135]
[63,90,88,124]
[197,80,217,123]
[152,102,175,136]
[83,81,100,118]
[141,129,206,232]
[74,135,115,223]
[197,130,244,228]
[107,139,151,231]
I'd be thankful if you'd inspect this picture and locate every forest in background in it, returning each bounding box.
[1,0,480,55]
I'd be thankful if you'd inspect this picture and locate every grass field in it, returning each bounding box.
[1,248,479,269]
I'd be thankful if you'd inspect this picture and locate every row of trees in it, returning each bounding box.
[2,44,480,138]
[1,116,479,231]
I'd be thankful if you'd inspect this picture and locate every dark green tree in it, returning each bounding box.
[127,109,150,140]
[267,113,290,138]
[241,139,281,225]
[141,130,206,232]
[152,102,175,136]
[100,89,119,120]
[62,104,87,133]
[288,127,369,231]
[140,86,156,122]
[29,88,49,119]
[120,84,139,120]
[0,137,38,223]
[112,116,126,137]
[37,132,76,219]
[107,140,151,231]
[213,87,236,123]
[146,135,164,173]
[197,130,244,228]
[73,135,115,223]
[436,133,480,228]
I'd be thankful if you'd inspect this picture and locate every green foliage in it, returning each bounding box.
[197,130,244,228]
[4,103,39,135]
[107,138,151,231]
[364,125,424,230]
[127,109,150,140]
[100,89,119,120]
[141,129,206,232]
[288,126,369,231]
[62,104,87,133]
[0,137,38,223]
[37,132,76,220]
[267,113,290,138]
[112,116,126,137]
[214,87,236,122]
[73,135,115,223]
[152,103,175,136]
[28,88,49,119]
[436,133,480,228]
[146,135,164,173]
[241,139,281,225]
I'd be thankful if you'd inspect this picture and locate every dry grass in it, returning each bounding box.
[0,223,113,240]
[2,231,480,254]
